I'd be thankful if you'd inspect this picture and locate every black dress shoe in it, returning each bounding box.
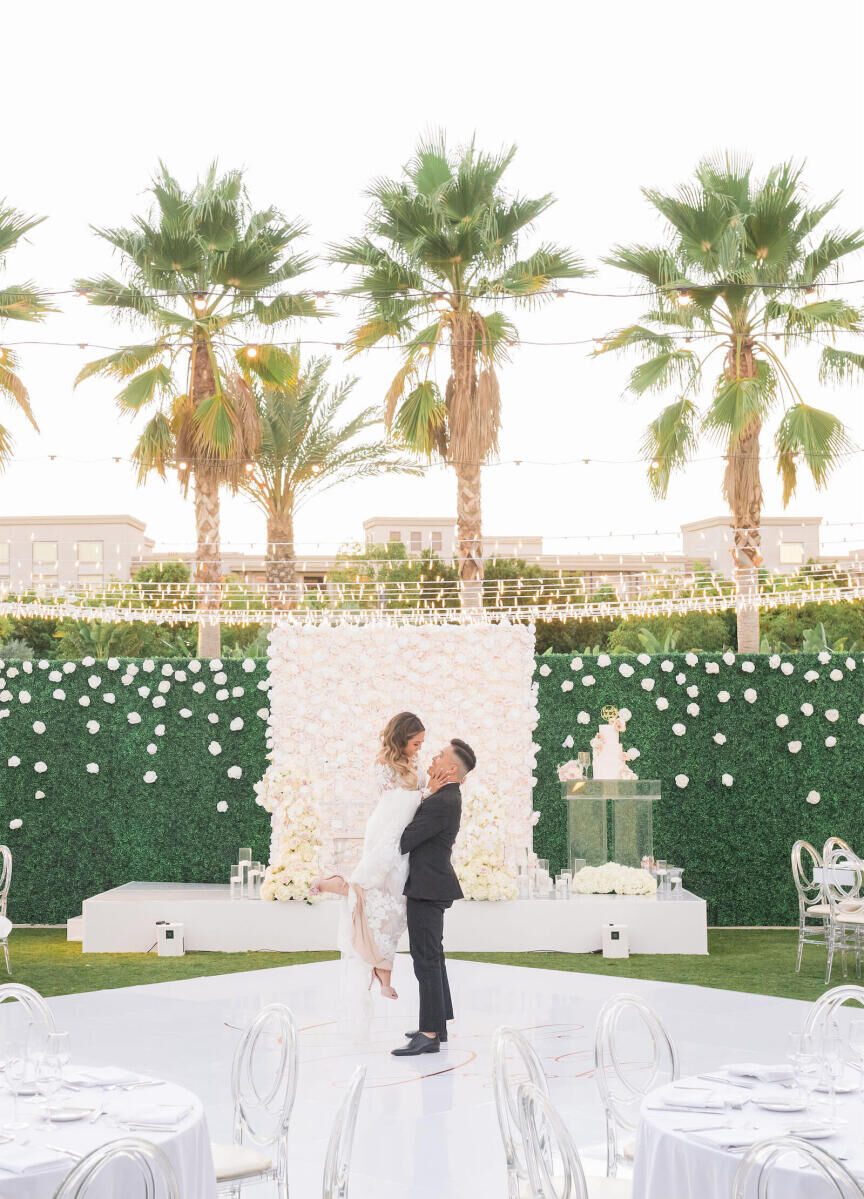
[392,1033,440,1056]
[405,1028,448,1042]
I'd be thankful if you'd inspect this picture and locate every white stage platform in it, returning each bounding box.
[75,881,707,955]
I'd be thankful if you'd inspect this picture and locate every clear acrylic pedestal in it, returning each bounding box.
[561,780,661,868]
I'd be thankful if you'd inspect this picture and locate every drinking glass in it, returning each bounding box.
[238,848,252,863]
[35,1045,65,1118]
[572,858,586,876]
[655,860,669,897]
[230,864,242,901]
[788,1033,822,1114]
[577,752,591,779]
[3,1034,34,1130]
[669,867,684,898]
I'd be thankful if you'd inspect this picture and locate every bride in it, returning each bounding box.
[311,711,427,1000]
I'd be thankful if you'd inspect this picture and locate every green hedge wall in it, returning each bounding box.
[3,651,863,927]
[0,657,271,923]
[533,652,864,926]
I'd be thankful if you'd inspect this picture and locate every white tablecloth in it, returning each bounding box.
[633,1071,864,1199]
[0,1069,217,1198]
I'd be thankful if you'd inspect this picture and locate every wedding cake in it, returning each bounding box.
[591,706,638,781]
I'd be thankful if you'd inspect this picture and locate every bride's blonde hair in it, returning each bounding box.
[379,711,425,787]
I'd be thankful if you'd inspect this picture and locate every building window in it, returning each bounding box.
[431,530,442,553]
[78,540,104,577]
[410,530,423,553]
[388,530,401,545]
[32,541,58,576]
[303,575,325,591]
[779,542,805,565]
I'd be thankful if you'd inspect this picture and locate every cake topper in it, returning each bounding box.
[600,704,619,721]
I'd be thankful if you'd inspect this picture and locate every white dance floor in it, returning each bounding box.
[38,958,812,1198]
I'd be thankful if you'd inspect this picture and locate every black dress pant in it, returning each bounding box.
[407,897,454,1034]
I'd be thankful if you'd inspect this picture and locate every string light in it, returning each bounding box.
[676,288,692,308]
[245,345,258,359]
[244,462,254,473]
[193,293,208,312]
[804,285,817,300]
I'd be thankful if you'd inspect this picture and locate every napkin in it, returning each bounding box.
[118,1103,193,1128]
[66,1066,145,1087]
[657,1090,727,1111]
[0,1142,73,1174]
[692,1128,765,1151]
[726,1063,794,1084]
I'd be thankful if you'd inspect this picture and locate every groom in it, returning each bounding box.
[391,738,476,1057]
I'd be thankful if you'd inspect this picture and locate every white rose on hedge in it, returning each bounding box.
[22,661,32,674]
[78,696,90,707]
[227,766,242,779]
[769,654,781,668]
[806,790,821,805]
[781,662,794,676]
[538,664,551,676]
[686,702,700,716]
[214,672,227,685]
[230,717,244,731]
[86,720,100,734]
[743,688,757,703]
[626,747,640,760]
[705,662,719,674]
[127,664,139,676]
[7,757,20,767]
[9,819,22,830]
[147,743,158,755]
[672,722,686,736]
[142,659,155,673]
[86,763,99,774]
[675,774,689,788]
[152,696,166,708]
[859,714,864,726]
[242,659,256,673]
[161,664,173,676]
[143,770,157,783]
[192,681,206,694]
[713,732,727,744]
[231,687,244,698]
[597,654,611,668]
[656,697,669,711]
[562,735,575,748]
[722,773,734,787]
[675,672,686,684]
[830,669,843,681]
[619,707,632,722]
[825,709,839,722]
[256,708,269,720]
[35,791,44,799]
[788,741,802,754]
[800,703,814,716]
[723,651,735,665]
[127,712,142,725]
[121,676,133,686]
[687,685,699,697]
[718,690,730,703]
[82,656,95,666]
[570,657,583,671]
[818,651,831,664]
[49,670,62,683]
[741,661,755,673]
[661,660,674,672]
[103,693,115,704]
[188,660,201,673]
[18,690,31,704]
[52,689,66,701]
[157,680,171,693]
[62,662,75,674]
[137,686,151,698]
[637,653,651,665]
[34,762,47,773]
[825,736,837,748]
[208,741,222,756]
[619,663,634,677]
[174,671,186,682]
[155,724,165,736]
[208,713,219,724]
[209,659,223,672]
[216,800,229,813]
[776,714,789,728]
[257,680,270,691]
[846,657,856,670]
[641,678,655,691]
[582,675,595,687]
[561,680,574,692]
[179,708,192,718]
[32,721,45,734]
[804,670,819,682]
[685,652,698,666]
[216,688,229,701]
[87,675,100,688]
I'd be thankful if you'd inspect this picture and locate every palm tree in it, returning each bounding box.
[237,350,421,605]
[596,155,864,650]
[330,134,589,604]
[0,200,52,466]
[74,163,319,654]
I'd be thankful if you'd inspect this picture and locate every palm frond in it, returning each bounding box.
[115,364,175,413]
[0,282,55,322]
[74,344,166,387]
[0,363,38,429]
[640,397,699,497]
[703,362,777,442]
[393,381,447,456]
[774,403,854,503]
[130,411,174,483]
[818,347,864,386]
[626,349,699,395]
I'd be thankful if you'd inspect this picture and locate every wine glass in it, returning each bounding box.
[35,1049,64,1122]
[3,1037,34,1131]
[787,1032,821,1115]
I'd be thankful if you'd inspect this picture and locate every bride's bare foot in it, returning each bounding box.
[373,968,398,999]
[310,874,349,897]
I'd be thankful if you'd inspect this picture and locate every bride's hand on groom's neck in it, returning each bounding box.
[426,763,458,795]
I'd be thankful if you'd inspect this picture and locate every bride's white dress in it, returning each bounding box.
[337,762,425,1028]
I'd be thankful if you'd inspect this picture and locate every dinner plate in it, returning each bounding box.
[752,1097,806,1112]
[787,1122,837,1141]
[47,1105,97,1122]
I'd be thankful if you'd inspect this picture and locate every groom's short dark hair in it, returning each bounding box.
[451,738,476,775]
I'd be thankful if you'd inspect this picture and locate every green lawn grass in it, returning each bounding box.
[3,928,841,1003]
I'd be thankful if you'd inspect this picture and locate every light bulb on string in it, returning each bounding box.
[244,462,254,473]
[803,285,816,302]
[193,293,208,312]
[178,461,188,472]
[245,345,258,359]
[676,288,692,308]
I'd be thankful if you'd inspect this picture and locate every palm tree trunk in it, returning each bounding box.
[456,460,483,608]
[266,509,300,610]
[194,472,222,657]
[721,336,763,652]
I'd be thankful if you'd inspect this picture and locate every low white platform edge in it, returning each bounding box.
[78,882,708,955]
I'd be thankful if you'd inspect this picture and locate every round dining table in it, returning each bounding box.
[632,1068,864,1199]
[0,1064,217,1198]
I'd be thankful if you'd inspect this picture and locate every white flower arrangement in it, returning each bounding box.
[230,717,244,731]
[686,703,700,716]
[830,669,843,681]
[143,771,157,783]
[147,743,158,755]
[722,773,733,787]
[637,653,651,666]
[801,702,814,716]
[776,714,789,728]
[705,662,720,674]
[453,786,519,901]
[741,661,755,673]
[743,688,757,703]
[216,800,229,812]
[675,774,689,788]
[255,764,325,903]
[718,691,730,703]
[86,720,100,734]
[619,663,634,677]
[582,675,596,687]
[806,790,821,805]
[687,685,699,697]
[656,697,669,710]
[561,680,574,692]
[208,741,222,756]
[714,732,727,744]
[155,724,165,736]
[571,862,657,896]
[571,657,583,671]
[675,672,686,684]
[641,678,655,691]
[788,741,802,754]
[769,655,781,668]
[538,663,551,676]
[34,762,47,773]
[845,658,856,671]
[232,687,244,698]
[825,709,839,722]
[723,651,735,665]
[672,723,686,736]
[78,696,90,707]
[781,662,794,675]
[804,670,819,682]
[818,651,832,664]
[577,711,590,725]
[227,765,242,779]
[825,736,837,748]
[661,660,674,672]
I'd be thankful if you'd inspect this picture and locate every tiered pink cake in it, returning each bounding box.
[590,711,638,781]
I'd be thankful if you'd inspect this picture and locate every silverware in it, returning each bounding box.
[697,1073,754,1089]
[673,1123,735,1133]
[44,1143,82,1160]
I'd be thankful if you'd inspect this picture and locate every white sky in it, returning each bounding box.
[2,0,863,561]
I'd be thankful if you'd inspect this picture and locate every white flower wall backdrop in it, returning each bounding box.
[266,622,540,874]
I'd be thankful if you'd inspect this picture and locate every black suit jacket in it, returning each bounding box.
[400,782,464,902]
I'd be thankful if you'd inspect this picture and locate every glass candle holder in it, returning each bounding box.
[230,865,242,901]
[238,848,252,864]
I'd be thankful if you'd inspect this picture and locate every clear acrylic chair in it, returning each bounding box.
[517,1082,632,1199]
[53,1136,180,1197]
[791,840,829,972]
[733,1135,864,1198]
[211,1002,298,1197]
[822,848,864,984]
[322,1065,365,1199]
[824,836,854,861]
[492,1026,551,1198]
[803,983,864,1056]
[593,994,678,1178]
[0,981,56,1029]
[0,845,11,974]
